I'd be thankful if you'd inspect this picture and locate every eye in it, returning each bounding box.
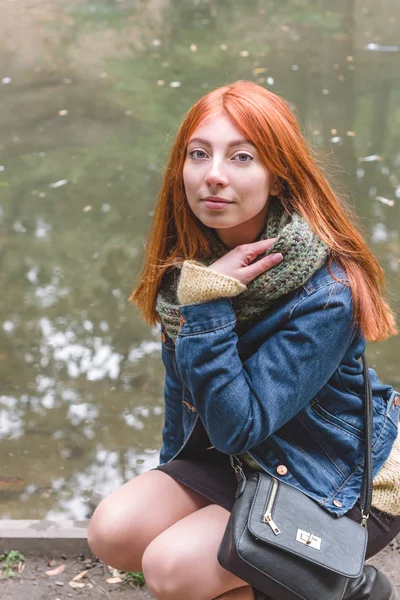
[233,152,253,162]
[188,149,208,160]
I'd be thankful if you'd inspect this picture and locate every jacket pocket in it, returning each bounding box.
[310,402,364,440]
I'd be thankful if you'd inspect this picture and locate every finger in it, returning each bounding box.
[243,252,283,282]
[248,237,277,251]
[238,237,278,263]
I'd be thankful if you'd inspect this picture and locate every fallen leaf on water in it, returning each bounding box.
[69,581,86,589]
[72,569,89,582]
[376,196,395,207]
[45,564,65,577]
[0,476,25,489]
[49,179,68,188]
[106,576,123,584]
[359,154,381,162]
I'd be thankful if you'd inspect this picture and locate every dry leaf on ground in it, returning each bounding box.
[72,569,89,582]
[45,564,65,577]
[69,581,86,589]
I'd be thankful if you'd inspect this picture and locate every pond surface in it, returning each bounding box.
[0,0,399,519]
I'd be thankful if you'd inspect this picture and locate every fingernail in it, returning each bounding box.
[271,253,283,264]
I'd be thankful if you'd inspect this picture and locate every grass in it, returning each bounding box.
[120,570,146,586]
[0,550,25,578]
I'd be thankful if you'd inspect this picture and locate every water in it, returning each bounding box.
[0,0,399,519]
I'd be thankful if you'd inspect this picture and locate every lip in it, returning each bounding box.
[202,197,233,210]
[202,196,233,203]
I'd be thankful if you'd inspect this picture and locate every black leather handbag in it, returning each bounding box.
[217,354,373,600]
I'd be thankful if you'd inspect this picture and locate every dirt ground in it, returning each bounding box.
[0,554,153,600]
[0,540,399,600]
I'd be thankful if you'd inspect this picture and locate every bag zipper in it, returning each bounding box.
[263,477,281,535]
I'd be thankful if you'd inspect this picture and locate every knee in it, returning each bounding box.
[142,541,189,600]
[87,498,139,570]
[87,499,120,561]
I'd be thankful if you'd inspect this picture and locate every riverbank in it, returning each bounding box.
[0,521,399,599]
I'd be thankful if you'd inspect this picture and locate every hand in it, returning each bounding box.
[208,238,283,285]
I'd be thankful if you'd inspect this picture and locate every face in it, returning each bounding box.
[183,113,279,249]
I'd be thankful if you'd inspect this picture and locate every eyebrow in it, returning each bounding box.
[188,137,256,148]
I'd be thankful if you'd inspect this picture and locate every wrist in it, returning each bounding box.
[177,260,247,305]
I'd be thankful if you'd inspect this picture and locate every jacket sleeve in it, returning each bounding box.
[175,282,356,455]
[159,339,184,464]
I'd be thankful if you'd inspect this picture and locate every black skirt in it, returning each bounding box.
[154,420,400,560]
[155,419,242,511]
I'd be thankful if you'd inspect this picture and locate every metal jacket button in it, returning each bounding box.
[179,315,185,327]
[393,395,399,408]
[276,465,288,476]
[333,500,342,508]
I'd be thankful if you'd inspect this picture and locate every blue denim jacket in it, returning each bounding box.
[159,262,399,516]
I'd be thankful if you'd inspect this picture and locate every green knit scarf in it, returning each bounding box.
[156,197,329,342]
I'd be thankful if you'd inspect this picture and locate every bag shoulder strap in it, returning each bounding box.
[360,353,373,523]
[230,352,373,525]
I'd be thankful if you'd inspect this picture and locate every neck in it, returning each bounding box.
[214,203,269,249]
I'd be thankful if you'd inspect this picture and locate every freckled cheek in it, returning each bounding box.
[237,171,269,196]
[182,166,201,198]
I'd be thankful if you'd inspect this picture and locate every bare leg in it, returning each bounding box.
[88,470,212,572]
[142,504,264,600]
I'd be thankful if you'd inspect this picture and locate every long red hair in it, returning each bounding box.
[130,80,397,341]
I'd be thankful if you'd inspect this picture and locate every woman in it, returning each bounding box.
[88,81,400,600]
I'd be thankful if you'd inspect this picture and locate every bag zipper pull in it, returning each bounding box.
[264,512,281,535]
[263,478,281,535]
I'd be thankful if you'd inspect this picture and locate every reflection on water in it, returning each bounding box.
[0,0,399,519]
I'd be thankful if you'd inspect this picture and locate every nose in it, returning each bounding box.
[205,158,228,188]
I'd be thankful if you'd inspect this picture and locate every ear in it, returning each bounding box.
[269,176,280,197]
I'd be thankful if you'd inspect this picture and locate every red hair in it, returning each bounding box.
[130,80,397,341]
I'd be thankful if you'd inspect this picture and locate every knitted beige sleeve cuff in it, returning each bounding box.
[371,428,400,516]
[177,260,247,305]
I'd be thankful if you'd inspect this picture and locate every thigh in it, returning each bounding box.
[142,504,250,600]
[88,469,212,571]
